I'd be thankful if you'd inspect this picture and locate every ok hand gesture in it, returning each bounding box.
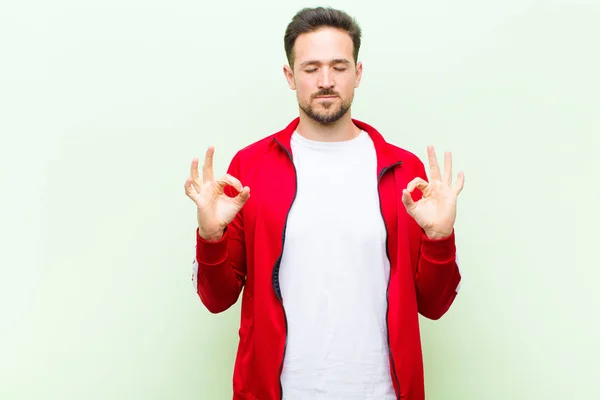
[401,146,465,240]
[184,147,250,241]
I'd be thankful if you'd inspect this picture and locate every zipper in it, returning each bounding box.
[378,161,403,399]
[271,138,298,400]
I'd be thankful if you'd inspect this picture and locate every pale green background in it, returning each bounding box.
[1,0,599,399]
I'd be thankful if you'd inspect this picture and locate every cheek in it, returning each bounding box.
[296,81,314,99]
[340,78,357,95]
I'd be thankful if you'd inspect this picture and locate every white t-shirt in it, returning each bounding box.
[279,130,396,400]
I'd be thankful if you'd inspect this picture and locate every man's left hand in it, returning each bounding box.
[401,146,465,240]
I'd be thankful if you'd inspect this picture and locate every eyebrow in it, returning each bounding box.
[299,59,352,68]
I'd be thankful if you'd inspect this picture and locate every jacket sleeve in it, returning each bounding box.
[191,154,246,314]
[412,160,462,320]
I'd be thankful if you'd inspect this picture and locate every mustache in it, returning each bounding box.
[312,89,339,98]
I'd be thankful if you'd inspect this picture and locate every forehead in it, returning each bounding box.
[293,27,354,65]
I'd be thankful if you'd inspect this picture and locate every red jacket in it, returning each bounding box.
[194,118,461,400]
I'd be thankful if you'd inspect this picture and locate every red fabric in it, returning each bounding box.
[194,118,461,400]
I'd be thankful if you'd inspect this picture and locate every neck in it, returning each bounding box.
[296,110,361,142]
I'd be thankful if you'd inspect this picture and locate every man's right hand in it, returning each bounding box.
[184,146,250,241]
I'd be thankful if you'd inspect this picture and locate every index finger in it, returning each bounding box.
[190,157,200,181]
[443,151,452,185]
[203,146,215,182]
[427,145,442,181]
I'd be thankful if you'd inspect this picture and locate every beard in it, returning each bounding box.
[298,89,353,125]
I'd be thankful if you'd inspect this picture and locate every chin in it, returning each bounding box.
[312,106,338,116]
[299,101,350,125]
[312,110,347,125]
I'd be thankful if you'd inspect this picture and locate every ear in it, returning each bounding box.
[354,61,363,89]
[283,64,296,90]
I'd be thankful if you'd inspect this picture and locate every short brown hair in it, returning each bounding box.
[284,7,362,68]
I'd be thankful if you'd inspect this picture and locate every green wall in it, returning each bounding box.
[1,0,598,399]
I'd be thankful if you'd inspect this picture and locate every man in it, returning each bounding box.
[185,7,464,400]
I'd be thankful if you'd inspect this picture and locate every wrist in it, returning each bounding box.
[198,227,224,242]
[424,228,453,240]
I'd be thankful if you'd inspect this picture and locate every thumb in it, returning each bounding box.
[401,189,416,212]
[234,186,251,206]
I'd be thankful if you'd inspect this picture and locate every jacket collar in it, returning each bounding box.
[273,117,403,175]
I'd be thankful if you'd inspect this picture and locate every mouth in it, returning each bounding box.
[314,96,338,100]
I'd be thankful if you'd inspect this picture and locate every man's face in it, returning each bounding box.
[284,27,363,125]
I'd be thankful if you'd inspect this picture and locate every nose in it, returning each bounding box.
[317,68,335,89]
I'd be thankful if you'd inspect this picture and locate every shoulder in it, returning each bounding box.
[365,123,427,179]
[225,128,283,174]
[388,141,428,177]
[354,118,425,170]
[233,133,278,160]
[387,142,422,165]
